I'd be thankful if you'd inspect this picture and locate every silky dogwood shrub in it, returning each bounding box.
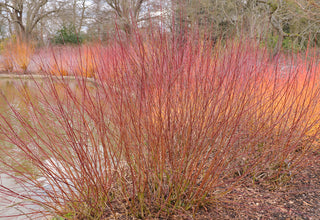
[0,31,256,218]
[74,44,101,78]
[0,77,125,219]
[39,45,100,78]
[235,48,320,187]
[0,28,319,219]
[90,33,293,217]
[38,46,70,76]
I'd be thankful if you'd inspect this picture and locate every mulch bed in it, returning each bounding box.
[193,152,320,220]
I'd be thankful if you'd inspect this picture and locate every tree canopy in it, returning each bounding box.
[0,0,319,51]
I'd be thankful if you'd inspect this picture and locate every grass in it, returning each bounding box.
[0,29,319,219]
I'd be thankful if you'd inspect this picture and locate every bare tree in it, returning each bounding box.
[292,0,320,48]
[0,0,65,41]
[105,0,149,34]
[58,0,89,33]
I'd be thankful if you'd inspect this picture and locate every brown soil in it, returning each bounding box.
[193,152,320,220]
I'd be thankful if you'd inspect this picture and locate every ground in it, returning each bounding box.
[192,152,320,220]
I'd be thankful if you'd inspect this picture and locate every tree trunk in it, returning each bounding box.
[273,32,283,57]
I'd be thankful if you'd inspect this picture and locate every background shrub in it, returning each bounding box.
[53,25,83,45]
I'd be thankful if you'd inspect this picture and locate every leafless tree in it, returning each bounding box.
[105,0,160,34]
[0,0,65,41]
[57,0,89,33]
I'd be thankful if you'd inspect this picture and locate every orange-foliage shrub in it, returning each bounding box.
[75,45,99,78]
[0,37,34,72]
[38,47,70,76]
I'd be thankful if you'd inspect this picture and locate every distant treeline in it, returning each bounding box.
[0,0,319,53]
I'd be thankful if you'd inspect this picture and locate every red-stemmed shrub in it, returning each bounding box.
[0,29,319,219]
[38,44,100,78]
